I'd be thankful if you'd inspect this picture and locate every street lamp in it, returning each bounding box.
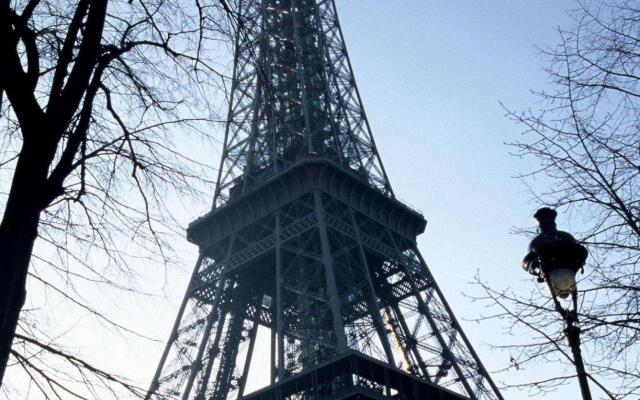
[522,207,592,400]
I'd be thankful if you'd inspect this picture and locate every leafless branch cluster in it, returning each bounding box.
[479,1,640,398]
[0,0,236,398]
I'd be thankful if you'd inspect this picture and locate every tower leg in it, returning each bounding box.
[146,255,204,399]
[182,279,228,400]
[348,208,396,366]
[274,212,284,382]
[210,290,252,400]
[238,319,260,398]
[313,190,348,353]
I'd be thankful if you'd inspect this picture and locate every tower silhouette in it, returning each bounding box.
[147,1,504,399]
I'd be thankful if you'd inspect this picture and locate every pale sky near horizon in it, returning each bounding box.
[7,1,611,399]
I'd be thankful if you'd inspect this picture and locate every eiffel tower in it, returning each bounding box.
[147,1,504,399]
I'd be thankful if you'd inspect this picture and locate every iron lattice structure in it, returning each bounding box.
[147,1,504,399]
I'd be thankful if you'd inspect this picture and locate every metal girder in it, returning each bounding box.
[148,0,504,399]
[148,190,503,400]
[212,0,392,209]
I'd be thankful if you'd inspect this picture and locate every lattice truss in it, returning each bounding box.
[147,192,501,400]
[213,0,392,207]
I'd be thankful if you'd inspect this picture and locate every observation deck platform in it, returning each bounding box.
[243,351,467,400]
[188,158,426,249]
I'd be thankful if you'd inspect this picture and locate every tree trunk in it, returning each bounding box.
[0,140,51,386]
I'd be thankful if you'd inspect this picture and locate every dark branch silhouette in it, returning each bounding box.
[0,0,235,397]
[477,1,640,398]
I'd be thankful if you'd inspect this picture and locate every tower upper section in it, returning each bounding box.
[213,0,392,208]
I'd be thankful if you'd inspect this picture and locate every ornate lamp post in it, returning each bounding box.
[522,207,592,400]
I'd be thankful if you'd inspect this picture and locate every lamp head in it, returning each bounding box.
[522,208,588,298]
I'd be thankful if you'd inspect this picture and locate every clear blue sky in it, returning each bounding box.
[16,2,600,399]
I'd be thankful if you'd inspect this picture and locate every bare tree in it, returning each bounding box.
[477,1,640,398]
[0,0,234,398]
